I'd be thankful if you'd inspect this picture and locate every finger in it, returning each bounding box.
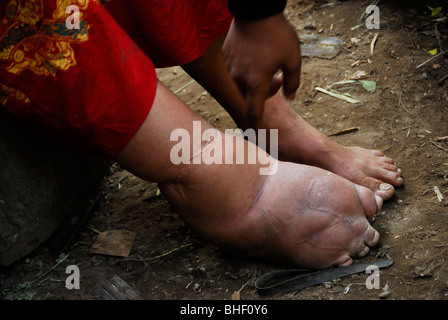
[282,68,301,100]
[282,56,302,100]
[232,74,248,98]
[246,83,270,125]
[268,76,283,98]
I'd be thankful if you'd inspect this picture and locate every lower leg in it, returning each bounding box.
[115,81,273,251]
[182,36,403,200]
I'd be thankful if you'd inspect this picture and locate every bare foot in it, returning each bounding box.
[162,159,382,270]
[301,140,404,201]
[264,100,404,201]
[236,161,382,269]
[236,161,383,268]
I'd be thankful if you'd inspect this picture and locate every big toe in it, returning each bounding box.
[360,176,396,201]
[356,185,382,219]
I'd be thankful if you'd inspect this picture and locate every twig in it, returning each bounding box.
[434,186,444,202]
[37,278,65,287]
[416,50,448,68]
[318,1,338,8]
[123,243,193,262]
[31,253,70,285]
[87,224,101,235]
[390,90,413,116]
[435,136,448,142]
[430,138,448,152]
[328,127,360,137]
[370,32,379,56]
[147,243,193,260]
[232,279,251,300]
[360,0,381,23]
[315,87,360,104]
[437,72,448,85]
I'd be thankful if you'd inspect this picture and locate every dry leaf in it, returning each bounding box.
[231,291,240,300]
[349,70,368,80]
[89,230,136,257]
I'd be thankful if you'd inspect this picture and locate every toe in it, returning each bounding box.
[357,245,370,257]
[355,184,379,219]
[350,146,403,187]
[379,155,396,165]
[364,227,380,247]
[375,182,395,200]
[375,195,383,213]
[382,162,398,172]
[359,175,395,201]
[335,255,353,267]
[374,167,403,187]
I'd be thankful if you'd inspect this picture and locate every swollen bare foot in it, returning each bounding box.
[242,161,382,269]
[163,158,382,270]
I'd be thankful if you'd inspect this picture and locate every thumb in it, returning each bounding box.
[268,76,284,98]
[282,69,301,100]
[282,57,302,100]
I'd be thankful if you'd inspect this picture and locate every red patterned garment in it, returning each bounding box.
[0,0,233,157]
[103,0,233,68]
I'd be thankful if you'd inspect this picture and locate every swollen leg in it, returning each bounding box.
[115,81,273,252]
[115,80,381,268]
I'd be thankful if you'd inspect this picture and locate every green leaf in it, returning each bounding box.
[431,6,442,16]
[359,80,376,92]
[426,48,438,56]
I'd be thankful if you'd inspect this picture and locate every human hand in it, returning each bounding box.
[223,13,302,124]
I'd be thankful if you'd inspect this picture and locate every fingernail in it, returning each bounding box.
[380,183,393,191]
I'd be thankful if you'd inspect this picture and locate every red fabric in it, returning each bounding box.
[0,0,233,158]
[104,0,233,67]
[0,1,157,157]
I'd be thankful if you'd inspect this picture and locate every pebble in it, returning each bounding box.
[193,282,201,293]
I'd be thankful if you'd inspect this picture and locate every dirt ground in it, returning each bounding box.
[1,0,448,302]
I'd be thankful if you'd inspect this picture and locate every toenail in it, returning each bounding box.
[372,230,380,244]
[397,168,402,174]
[380,183,393,191]
[365,230,380,247]
[397,177,403,183]
[375,196,383,213]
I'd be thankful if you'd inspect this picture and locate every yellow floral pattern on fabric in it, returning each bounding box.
[0,83,30,106]
[0,0,90,76]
